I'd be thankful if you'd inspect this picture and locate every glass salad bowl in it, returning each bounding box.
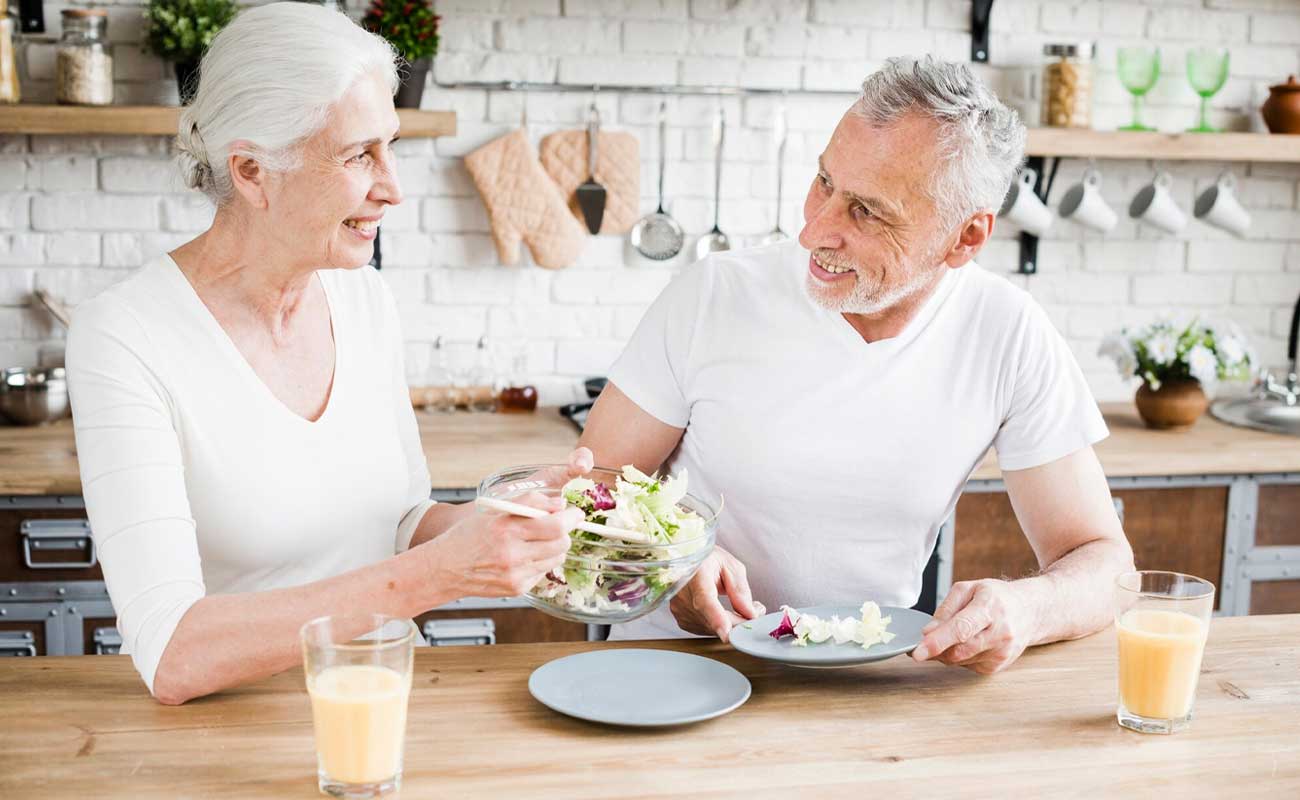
[476,465,719,625]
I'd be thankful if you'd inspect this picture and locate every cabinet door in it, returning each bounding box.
[953,487,1227,610]
[1255,484,1300,547]
[0,602,65,656]
[415,607,587,645]
[0,509,102,582]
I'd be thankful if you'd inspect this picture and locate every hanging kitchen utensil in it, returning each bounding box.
[759,103,789,246]
[694,106,730,262]
[575,101,607,234]
[629,100,684,261]
[32,289,71,328]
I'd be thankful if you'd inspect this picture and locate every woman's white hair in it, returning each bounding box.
[852,56,1026,227]
[176,2,400,205]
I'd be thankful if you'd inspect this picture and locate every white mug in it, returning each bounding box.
[1000,168,1053,237]
[1193,172,1251,237]
[1128,172,1187,234]
[1058,167,1118,233]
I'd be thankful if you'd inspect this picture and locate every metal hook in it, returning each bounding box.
[520,89,529,130]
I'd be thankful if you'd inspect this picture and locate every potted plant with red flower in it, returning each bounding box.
[362,0,439,108]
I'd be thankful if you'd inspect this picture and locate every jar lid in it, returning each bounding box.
[1043,42,1095,58]
[61,8,108,17]
[1269,74,1300,92]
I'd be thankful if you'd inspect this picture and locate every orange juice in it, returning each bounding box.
[1117,608,1208,720]
[308,664,410,784]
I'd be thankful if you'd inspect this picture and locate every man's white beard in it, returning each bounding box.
[805,260,940,315]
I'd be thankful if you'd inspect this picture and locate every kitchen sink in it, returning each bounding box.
[1211,397,1300,437]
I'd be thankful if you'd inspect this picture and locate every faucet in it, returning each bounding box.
[1258,292,1300,406]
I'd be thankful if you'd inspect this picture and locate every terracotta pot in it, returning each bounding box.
[1261,74,1300,134]
[1134,379,1208,430]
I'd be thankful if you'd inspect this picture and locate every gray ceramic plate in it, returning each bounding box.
[528,648,751,727]
[729,605,932,668]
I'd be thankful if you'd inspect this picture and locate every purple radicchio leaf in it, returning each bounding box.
[584,482,616,511]
[769,608,797,639]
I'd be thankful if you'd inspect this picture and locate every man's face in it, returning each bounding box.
[798,110,952,315]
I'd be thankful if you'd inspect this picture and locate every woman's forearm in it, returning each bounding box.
[407,500,474,548]
[152,544,457,705]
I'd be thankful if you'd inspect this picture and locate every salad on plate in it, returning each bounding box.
[768,601,897,650]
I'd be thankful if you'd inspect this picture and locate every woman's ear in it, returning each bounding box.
[227,144,269,210]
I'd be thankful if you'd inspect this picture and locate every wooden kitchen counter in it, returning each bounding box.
[1,614,1296,797]
[1,403,1297,496]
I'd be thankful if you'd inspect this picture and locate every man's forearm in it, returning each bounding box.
[1013,537,1136,647]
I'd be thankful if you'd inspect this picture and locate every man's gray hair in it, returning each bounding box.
[852,56,1026,226]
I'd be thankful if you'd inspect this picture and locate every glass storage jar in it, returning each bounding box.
[1041,42,1093,128]
[56,9,113,106]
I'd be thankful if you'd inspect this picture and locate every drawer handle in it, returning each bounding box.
[422,618,495,647]
[0,630,37,657]
[20,520,97,570]
[93,626,122,655]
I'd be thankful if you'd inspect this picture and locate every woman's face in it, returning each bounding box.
[262,71,403,270]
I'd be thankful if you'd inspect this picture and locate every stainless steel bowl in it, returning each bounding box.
[0,367,71,425]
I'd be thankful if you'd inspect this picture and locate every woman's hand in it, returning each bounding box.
[423,491,582,599]
[669,547,765,642]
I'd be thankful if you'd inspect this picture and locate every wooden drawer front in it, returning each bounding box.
[1250,579,1300,615]
[953,487,1227,609]
[415,607,586,645]
[1256,484,1300,547]
[0,508,102,582]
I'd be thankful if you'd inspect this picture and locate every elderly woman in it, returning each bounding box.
[65,3,588,705]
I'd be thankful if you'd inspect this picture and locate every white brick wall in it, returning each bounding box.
[0,0,1298,405]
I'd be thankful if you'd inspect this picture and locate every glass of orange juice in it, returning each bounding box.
[1115,571,1214,734]
[301,614,417,798]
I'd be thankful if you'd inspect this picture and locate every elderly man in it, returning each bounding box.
[578,57,1134,674]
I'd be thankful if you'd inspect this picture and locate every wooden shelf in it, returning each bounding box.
[1026,128,1300,163]
[0,105,457,138]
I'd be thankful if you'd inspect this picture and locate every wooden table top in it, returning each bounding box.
[0,402,1296,497]
[0,614,1295,797]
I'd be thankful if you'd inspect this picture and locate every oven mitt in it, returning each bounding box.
[463,129,586,270]
[539,130,640,236]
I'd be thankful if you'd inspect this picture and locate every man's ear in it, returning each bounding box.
[943,210,994,269]
[227,144,269,210]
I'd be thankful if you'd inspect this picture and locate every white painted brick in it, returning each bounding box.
[559,55,677,86]
[0,158,27,191]
[806,25,869,59]
[100,157,180,193]
[1209,0,1300,8]
[681,56,740,87]
[1249,12,1300,43]
[439,16,494,51]
[1034,240,1084,271]
[380,200,421,233]
[423,197,491,234]
[1288,243,1300,271]
[924,0,969,30]
[1027,273,1130,306]
[989,1,1040,33]
[45,233,100,266]
[382,232,435,268]
[868,30,935,60]
[803,59,875,92]
[666,196,713,233]
[1149,8,1250,40]
[1274,307,1297,339]
[1082,241,1185,273]
[0,234,44,266]
[396,304,489,342]
[746,25,808,58]
[572,235,633,268]
[555,339,626,376]
[0,342,40,367]
[1232,177,1296,209]
[432,234,498,266]
[436,0,501,11]
[1236,210,1300,240]
[0,268,35,305]
[433,122,516,159]
[23,43,56,81]
[115,82,181,107]
[1039,2,1102,33]
[552,269,672,304]
[1132,274,1233,305]
[429,267,551,305]
[812,0,921,26]
[112,45,164,81]
[160,196,214,232]
[487,91,618,125]
[428,160,479,198]
[624,20,690,54]
[30,156,97,191]
[434,53,557,85]
[1228,43,1299,78]
[1067,306,1138,339]
[421,88,489,124]
[1234,273,1300,304]
[497,18,621,55]
[101,233,189,268]
[33,268,129,304]
[692,0,808,22]
[1099,3,1150,35]
[566,0,689,17]
[0,136,26,155]
[745,94,846,131]
[0,307,36,339]
[488,305,612,339]
[377,269,431,304]
[738,58,803,90]
[0,194,29,229]
[30,136,169,157]
[610,304,654,338]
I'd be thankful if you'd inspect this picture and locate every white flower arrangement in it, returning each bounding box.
[1099,317,1255,393]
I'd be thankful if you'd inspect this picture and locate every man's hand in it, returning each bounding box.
[669,547,766,642]
[911,579,1038,674]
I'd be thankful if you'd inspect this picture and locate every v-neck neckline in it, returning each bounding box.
[818,266,962,356]
[162,254,342,426]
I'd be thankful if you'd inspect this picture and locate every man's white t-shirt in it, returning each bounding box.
[607,240,1107,640]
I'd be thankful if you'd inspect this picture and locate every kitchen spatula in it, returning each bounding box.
[575,102,607,234]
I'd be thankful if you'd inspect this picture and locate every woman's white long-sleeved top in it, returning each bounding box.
[65,256,435,694]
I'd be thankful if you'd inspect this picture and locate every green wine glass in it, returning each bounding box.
[1186,47,1230,133]
[1117,46,1160,131]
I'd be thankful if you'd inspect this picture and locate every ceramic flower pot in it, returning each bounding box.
[394,57,430,109]
[175,60,199,106]
[1134,379,1208,430]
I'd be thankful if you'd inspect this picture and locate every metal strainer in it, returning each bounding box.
[629,101,684,261]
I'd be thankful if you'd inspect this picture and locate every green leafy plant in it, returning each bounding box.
[1099,317,1254,392]
[362,0,440,64]
[143,0,238,64]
